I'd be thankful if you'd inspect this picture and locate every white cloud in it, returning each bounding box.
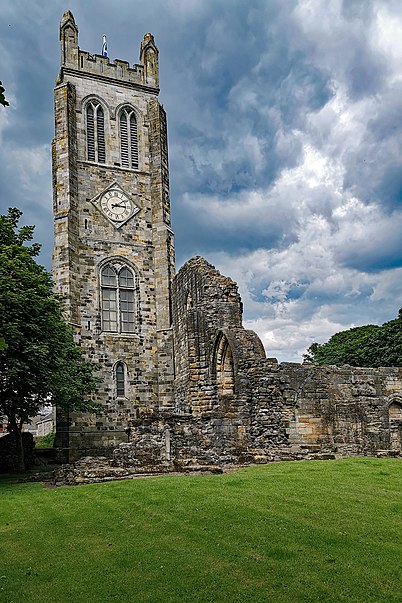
[244,313,347,362]
[2,0,402,363]
[0,105,11,145]
[171,1,402,362]
[210,240,402,362]
[374,5,402,82]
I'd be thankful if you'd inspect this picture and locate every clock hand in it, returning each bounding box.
[111,202,127,208]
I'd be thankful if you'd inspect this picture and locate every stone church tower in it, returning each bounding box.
[53,12,175,460]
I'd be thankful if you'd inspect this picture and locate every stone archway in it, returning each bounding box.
[388,399,402,451]
[215,333,235,398]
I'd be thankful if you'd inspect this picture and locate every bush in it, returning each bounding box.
[35,431,55,449]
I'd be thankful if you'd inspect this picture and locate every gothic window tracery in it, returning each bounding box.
[86,100,106,163]
[100,263,137,333]
[119,106,138,169]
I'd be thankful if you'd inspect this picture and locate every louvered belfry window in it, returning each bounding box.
[101,264,136,333]
[120,112,129,167]
[86,101,106,163]
[97,106,105,162]
[87,104,95,161]
[120,107,138,169]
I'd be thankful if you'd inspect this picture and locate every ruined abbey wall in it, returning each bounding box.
[107,257,402,471]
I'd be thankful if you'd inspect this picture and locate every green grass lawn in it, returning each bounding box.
[1,457,402,603]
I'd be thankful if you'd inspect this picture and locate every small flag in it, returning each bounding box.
[102,35,108,57]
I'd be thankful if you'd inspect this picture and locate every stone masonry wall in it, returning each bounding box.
[107,257,402,471]
[126,257,402,469]
[172,256,246,413]
[279,362,402,454]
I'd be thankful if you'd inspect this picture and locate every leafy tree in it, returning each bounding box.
[358,312,402,367]
[304,311,402,368]
[0,81,9,107]
[0,208,99,471]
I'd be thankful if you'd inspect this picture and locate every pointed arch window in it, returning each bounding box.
[86,101,106,163]
[389,401,402,420]
[101,264,137,333]
[120,107,138,169]
[116,362,126,397]
[215,334,235,397]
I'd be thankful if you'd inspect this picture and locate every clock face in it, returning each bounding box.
[100,190,133,223]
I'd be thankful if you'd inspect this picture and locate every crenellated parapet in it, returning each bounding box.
[74,53,145,87]
[59,11,158,91]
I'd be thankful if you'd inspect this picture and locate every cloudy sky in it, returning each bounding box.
[1,0,402,362]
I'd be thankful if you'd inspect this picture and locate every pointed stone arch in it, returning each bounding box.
[213,331,235,398]
[387,395,402,451]
[387,394,402,419]
[389,400,402,420]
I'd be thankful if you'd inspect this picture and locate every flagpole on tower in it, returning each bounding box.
[102,35,108,57]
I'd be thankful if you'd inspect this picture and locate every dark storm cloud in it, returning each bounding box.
[342,83,402,218]
[336,208,402,273]
[2,0,402,361]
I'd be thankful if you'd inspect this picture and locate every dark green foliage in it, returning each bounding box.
[360,314,402,367]
[305,310,402,367]
[35,431,55,449]
[0,208,98,470]
[0,80,9,107]
[0,432,35,472]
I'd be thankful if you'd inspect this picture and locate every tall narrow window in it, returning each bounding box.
[101,264,137,333]
[130,113,138,169]
[119,267,135,332]
[86,101,106,163]
[87,105,95,161]
[116,362,125,397]
[101,266,118,332]
[120,112,129,167]
[120,107,138,169]
[97,106,105,163]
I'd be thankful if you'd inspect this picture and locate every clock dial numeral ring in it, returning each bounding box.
[100,189,135,224]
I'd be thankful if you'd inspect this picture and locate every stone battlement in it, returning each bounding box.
[59,10,159,90]
[73,52,145,86]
